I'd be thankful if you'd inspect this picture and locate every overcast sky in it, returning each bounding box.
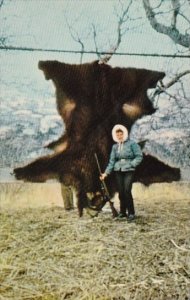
[1,1,183,61]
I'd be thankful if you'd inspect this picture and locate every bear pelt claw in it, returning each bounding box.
[13,167,25,180]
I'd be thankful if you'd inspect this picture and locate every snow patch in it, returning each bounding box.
[14,110,31,116]
[39,115,61,134]
[0,126,11,137]
[145,128,188,140]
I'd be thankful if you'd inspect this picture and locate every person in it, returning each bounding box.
[61,184,74,211]
[100,124,143,221]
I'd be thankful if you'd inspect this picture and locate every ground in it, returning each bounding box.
[0,195,190,300]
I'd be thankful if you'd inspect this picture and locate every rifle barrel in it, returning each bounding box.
[94,153,102,174]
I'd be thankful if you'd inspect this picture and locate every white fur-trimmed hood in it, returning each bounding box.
[112,124,128,143]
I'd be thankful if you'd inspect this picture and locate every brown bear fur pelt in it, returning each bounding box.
[14,60,180,216]
[38,60,165,152]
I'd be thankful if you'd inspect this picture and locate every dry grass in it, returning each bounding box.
[0,196,190,300]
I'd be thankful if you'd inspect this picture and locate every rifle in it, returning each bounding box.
[94,153,118,218]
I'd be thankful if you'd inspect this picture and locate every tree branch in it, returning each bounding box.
[164,70,190,89]
[0,0,4,8]
[143,0,190,48]
[99,0,133,64]
[153,70,190,97]
[64,14,86,63]
[91,23,101,60]
[171,0,180,28]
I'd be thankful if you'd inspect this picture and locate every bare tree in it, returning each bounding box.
[94,0,134,64]
[143,0,190,48]
[64,14,88,64]
[65,0,135,64]
[141,1,190,143]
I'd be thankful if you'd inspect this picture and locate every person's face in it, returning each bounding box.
[116,131,124,142]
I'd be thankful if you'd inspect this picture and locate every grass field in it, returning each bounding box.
[0,183,190,300]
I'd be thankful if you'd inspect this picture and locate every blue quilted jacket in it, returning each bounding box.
[105,140,143,174]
